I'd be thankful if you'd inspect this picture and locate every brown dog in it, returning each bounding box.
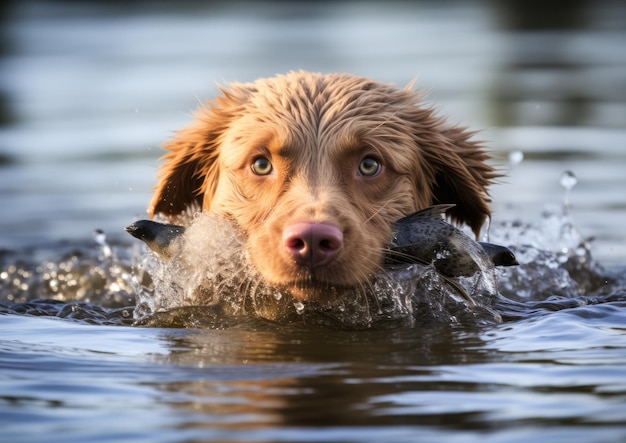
[149,71,497,301]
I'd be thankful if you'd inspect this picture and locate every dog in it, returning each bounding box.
[148,71,497,301]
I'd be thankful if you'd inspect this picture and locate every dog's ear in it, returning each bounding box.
[148,109,223,220]
[149,87,248,220]
[420,126,498,238]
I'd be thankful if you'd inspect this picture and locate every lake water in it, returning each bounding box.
[1,1,625,442]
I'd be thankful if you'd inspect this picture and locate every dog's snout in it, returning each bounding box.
[283,223,343,269]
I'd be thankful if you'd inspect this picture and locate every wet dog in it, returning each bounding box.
[148,71,497,300]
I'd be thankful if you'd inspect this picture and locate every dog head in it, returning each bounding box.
[149,71,497,300]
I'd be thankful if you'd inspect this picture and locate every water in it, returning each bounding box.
[1,1,626,442]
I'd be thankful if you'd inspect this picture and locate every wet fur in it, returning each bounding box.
[149,71,497,300]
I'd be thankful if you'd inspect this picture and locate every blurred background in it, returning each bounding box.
[0,0,624,264]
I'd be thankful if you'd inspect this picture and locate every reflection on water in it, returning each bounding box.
[3,311,625,442]
[1,1,626,442]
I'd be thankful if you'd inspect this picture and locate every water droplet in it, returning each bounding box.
[560,170,577,210]
[92,229,106,246]
[274,292,283,301]
[92,229,112,259]
[508,150,524,166]
[575,246,588,258]
[560,170,577,190]
[294,301,305,315]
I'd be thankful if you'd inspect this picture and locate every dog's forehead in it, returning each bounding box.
[232,82,415,142]
[217,73,426,170]
[246,75,406,117]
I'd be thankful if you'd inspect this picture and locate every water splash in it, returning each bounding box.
[129,212,502,329]
[488,170,615,302]
[0,231,137,324]
[92,229,112,259]
[560,170,577,211]
[1,170,621,328]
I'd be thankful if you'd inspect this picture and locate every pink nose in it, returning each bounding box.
[283,223,343,269]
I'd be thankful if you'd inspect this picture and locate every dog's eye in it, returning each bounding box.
[358,157,381,177]
[251,157,273,175]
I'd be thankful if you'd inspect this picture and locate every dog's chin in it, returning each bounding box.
[255,251,385,302]
[264,268,357,302]
[281,280,345,302]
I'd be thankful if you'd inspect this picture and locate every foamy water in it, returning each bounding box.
[125,208,506,330]
[1,184,619,331]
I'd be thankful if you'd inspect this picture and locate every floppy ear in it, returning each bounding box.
[421,126,498,238]
[148,88,247,221]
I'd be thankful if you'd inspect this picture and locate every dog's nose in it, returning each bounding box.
[283,223,343,269]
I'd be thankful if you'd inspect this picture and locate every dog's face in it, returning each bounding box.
[149,71,496,300]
